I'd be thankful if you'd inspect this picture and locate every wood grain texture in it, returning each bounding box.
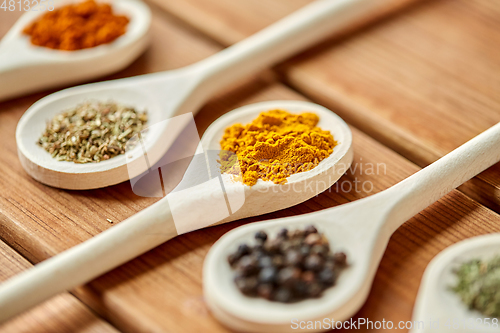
[147,0,313,46]
[4,75,500,332]
[278,0,500,212]
[148,0,500,213]
[0,241,117,333]
[1,2,500,333]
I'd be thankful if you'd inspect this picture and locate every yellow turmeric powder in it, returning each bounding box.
[23,0,129,51]
[220,109,336,186]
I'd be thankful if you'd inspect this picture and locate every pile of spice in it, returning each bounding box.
[219,109,336,186]
[228,226,348,303]
[23,0,129,50]
[452,256,500,318]
[38,101,147,163]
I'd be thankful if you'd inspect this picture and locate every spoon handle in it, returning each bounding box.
[192,0,405,96]
[385,122,500,233]
[0,199,177,323]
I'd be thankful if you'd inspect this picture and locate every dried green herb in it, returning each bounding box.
[452,256,500,318]
[38,101,147,163]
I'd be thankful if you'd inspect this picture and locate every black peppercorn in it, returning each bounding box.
[304,254,324,272]
[299,244,311,257]
[277,228,288,239]
[318,268,336,286]
[228,253,240,267]
[257,283,273,299]
[251,247,266,260]
[333,252,347,267]
[259,267,277,284]
[237,255,258,276]
[285,250,303,267]
[237,244,251,256]
[301,271,315,284]
[235,276,258,296]
[324,259,336,271]
[264,239,281,253]
[304,233,322,246]
[293,280,308,297]
[311,244,328,257]
[258,256,273,268]
[273,288,292,303]
[271,255,285,268]
[255,230,268,243]
[277,267,301,287]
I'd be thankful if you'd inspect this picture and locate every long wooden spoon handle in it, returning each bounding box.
[192,0,406,97]
[0,199,177,323]
[386,122,500,232]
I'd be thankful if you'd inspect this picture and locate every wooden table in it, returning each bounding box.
[1,0,499,332]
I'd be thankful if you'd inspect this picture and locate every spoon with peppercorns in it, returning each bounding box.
[0,0,151,102]
[203,123,500,332]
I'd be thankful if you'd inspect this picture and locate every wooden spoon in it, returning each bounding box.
[0,100,353,323]
[203,123,500,333]
[411,233,500,333]
[0,0,151,101]
[15,0,398,190]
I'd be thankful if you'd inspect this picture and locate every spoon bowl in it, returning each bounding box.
[174,100,353,228]
[0,0,151,101]
[203,123,500,332]
[411,234,500,333]
[16,69,202,189]
[203,190,391,333]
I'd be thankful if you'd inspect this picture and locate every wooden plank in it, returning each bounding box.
[2,3,500,333]
[278,0,500,213]
[146,0,313,46]
[147,0,419,46]
[147,0,500,213]
[0,241,118,333]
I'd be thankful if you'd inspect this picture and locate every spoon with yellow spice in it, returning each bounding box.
[0,100,353,322]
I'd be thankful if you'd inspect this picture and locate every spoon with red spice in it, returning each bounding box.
[203,123,500,332]
[0,0,151,101]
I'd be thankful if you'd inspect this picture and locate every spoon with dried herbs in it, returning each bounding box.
[411,234,500,333]
[16,0,402,190]
[452,257,500,319]
[203,122,500,332]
